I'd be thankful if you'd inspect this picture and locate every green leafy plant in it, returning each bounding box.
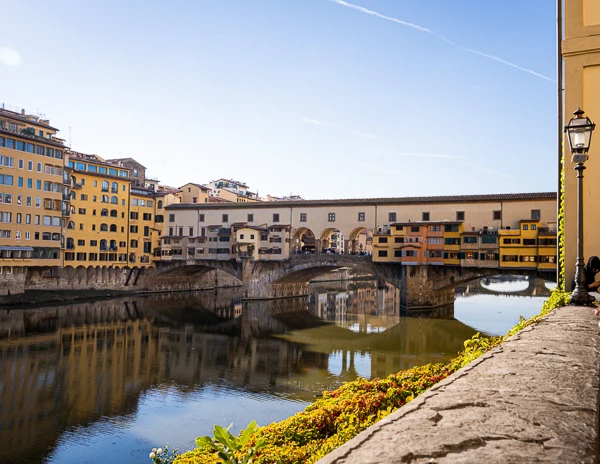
[195,421,265,464]
[149,446,178,464]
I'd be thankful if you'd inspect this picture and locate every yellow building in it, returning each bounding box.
[372,224,406,263]
[64,152,132,266]
[129,187,158,265]
[562,0,600,288]
[499,220,542,270]
[0,108,66,272]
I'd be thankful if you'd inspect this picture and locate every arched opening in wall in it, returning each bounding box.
[67,221,75,230]
[76,266,86,284]
[109,224,117,232]
[107,267,116,283]
[86,266,95,284]
[101,209,108,217]
[64,265,76,281]
[110,209,118,217]
[100,224,108,232]
[66,237,75,250]
[348,227,372,256]
[101,266,108,283]
[319,228,344,253]
[291,227,316,254]
[100,239,108,251]
[129,253,136,263]
[156,264,243,288]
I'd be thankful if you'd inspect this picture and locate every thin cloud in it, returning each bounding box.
[301,116,393,143]
[458,160,514,179]
[0,46,23,67]
[362,150,462,159]
[329,0,555,83]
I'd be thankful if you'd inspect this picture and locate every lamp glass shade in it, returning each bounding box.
[566,116,594,154]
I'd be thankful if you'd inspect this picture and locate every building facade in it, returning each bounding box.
[0,108,66,273]
[563,0,600,288]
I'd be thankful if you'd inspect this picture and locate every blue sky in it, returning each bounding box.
[1,0,556,199]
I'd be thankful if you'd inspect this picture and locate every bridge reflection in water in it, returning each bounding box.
[0,277,548,464]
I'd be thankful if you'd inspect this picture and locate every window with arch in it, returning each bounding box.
[100,223,108,231]
[101,195,109,203]
[100,209,108,217]
[100,239,108,250]
[109,239,117,249]
[101,180,109,192]
[111,182,118,193]
[158,200,163,209]
[110,196,118,204]
[66,237,74,249]
[67,221,75,230]
[110,209,117,217]
[109,224,117,232]
[70,191,76,200]
[129,253,136,263]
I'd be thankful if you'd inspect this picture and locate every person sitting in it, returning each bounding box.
[572,255,600,292]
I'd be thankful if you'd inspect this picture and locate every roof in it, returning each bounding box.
[179,182,212,191]
[0,127,66,148]
[105,157,147,169]
[0,108,59,130]
[208,196,233,203]
[166,192,557,211]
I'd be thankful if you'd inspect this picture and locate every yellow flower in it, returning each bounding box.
[157,448,163,455]
[149,452,156,459]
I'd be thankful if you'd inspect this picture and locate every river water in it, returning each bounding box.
[0,276,553,464]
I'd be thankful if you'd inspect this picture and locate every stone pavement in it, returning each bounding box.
[317,305,600,464]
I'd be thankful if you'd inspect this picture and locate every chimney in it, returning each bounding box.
[21,109,25,115]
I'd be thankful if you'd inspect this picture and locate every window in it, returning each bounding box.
[168,214,175,222]
[101,209,108,217]
[532,224,537,230]
[481,236,497,244]
[189,227,194,236]
[110,196,118,204]
[503,238,521,245]
[100,224,108,231]
[523,224,528,230]
[78,208,86,215]
[389,212,396,222]
[130,240,138,248]
[197,213,204,223]
[456,211,465,221]
[111,182,118,193]
[273,213,280,222]
[90,240,98,247]
[395,237,405,243]
[131,212,139,220]
[523,239,537,246]
[178,227,183,236]
[531,209,541,220]
[18,159,23,169]
[422,212,430,221]
[25,231,30,240]
[429,237,442,244]
[26,214,30,224]
[110,210,118,218]
[37,162,42,172]
[300,213,307,222]
[358,212,365,222]
[28,160,33,171]
[143,213,152,221]
[378,237,388,243]
[130,225,138,233]
[493,210,502,221]
[378,250,388,257]
[328,213,335,222]
[222,214,228,222]
[247,213,254,222]
[27,178,32,188]
[463,236,477,244]
[430,225,441,232]
[101,180,109,192]
[410,226,419,232]
[78,239,85,246]
[109,224,117,232]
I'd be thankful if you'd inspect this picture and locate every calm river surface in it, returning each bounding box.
[0,276,553,464]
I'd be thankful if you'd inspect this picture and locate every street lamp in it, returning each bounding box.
[565,108,596,305]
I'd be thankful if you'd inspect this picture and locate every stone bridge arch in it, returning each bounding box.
[291,227,316,253]
[148,260,244,292]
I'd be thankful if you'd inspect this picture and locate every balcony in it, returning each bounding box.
[218,228,231,236]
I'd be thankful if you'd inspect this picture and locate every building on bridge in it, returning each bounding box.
[162,192,557,273]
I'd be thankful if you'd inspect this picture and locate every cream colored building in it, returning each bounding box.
[163,192,556,259]
[178,183,211,204]
[562,0,600,288]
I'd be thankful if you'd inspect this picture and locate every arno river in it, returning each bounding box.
[0,277,553,464]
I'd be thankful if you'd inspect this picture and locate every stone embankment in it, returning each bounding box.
[317,305,600,463]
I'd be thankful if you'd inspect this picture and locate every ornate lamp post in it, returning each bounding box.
[565,108,596,305]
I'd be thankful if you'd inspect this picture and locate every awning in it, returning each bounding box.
[0,246,33,251]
